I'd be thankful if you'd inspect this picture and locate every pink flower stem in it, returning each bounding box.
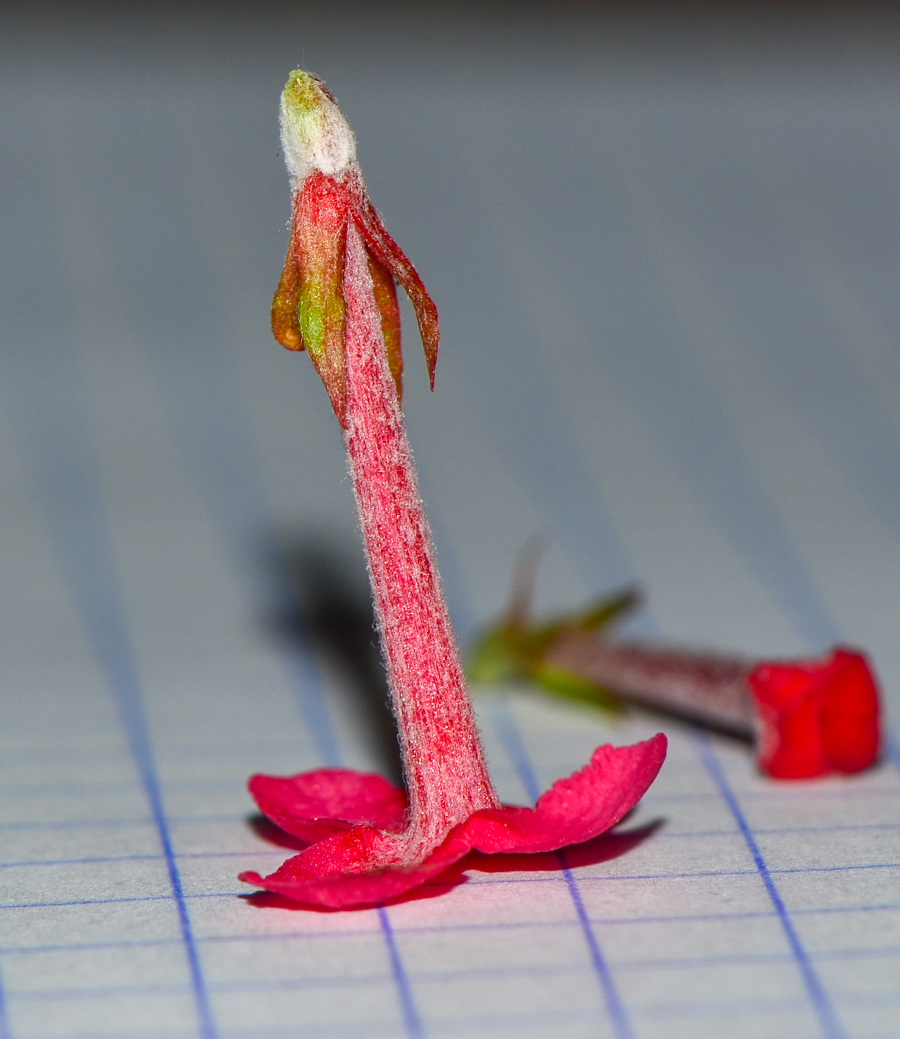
[341,224,500,861]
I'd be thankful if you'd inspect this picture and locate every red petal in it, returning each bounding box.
[749,648,880,779]
[819,650,881,773]
[241,736,667,908]
[460,734,667,854]
[248,769,408,843]
[240,826,471,909]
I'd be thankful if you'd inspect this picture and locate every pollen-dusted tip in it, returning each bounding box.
[272,69,439,420]
[280,69,357,188]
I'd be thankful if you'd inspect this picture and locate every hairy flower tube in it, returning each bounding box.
[553,637,880,779]
[239,70,667,910]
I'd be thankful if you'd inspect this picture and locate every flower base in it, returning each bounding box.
[240,733,666,908]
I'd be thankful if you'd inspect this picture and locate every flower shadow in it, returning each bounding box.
[259,529,403,786]
[434,818,665,884]
[248,813,309,852]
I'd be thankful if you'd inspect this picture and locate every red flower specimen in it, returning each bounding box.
[238,70,667,910]
[543,634,880,780]
[470,562,881,780]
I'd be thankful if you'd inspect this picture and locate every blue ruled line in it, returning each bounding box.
[378,908,425,1039]
[277,632,424,1039]
[0,961,10,1039]
[2,855,898,911]
[0,347,217,1039]
[135,289,423,1038]
[284,643,342,768]
[489,696,635,1039]
[698,736,848,1039]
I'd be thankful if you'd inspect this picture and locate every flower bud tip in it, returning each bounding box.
[280,69,357,187]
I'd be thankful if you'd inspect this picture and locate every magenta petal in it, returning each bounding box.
[241,736,667,908]
[248,769,408,843]
[239,826,472,909]
[461,734,667,854]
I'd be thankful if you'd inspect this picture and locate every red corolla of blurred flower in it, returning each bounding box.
[749,649,880,779]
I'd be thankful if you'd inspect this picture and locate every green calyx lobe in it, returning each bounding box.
[271,173,403,426]
[272,175,349,420]
[466,563,640,712]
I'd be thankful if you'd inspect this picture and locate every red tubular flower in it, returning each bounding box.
[545,634,880,780]
[470,560,880,781]
[238,71,667,910]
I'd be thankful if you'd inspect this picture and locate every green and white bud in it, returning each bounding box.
[279,69,357,188]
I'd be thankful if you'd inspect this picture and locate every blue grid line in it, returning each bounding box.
[12,941,900,999]
[3,848,898,912]
[7,949,900,1009]
[0,939,188,956]
[7,976,399,1003]
[378,908,426,1039]
[169,999,827,1039]
[8,984,197,1003]
[631,994,831,1021]
[116,175,432,1035]
[3,940,899,979]
[4,772,896,813]
[3,775,897,803]
[215,898,898,928]
[645,785,900,801]
[0,962,9,1039]
[0,851,288,869]
[214,1025,402,1039]
[488,696,635,1039]
[0,350,217,1039]
[284,645,343,769]
[0,818,154,831]
[3,848,897,879]
[2,900,899,956]
[278,633,425,1039]
[1,895,177,912]
[698,735,848,1039]
[4,813,899,841]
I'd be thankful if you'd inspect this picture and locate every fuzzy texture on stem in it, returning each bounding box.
[342,224,500,856]
[239,70,667,909]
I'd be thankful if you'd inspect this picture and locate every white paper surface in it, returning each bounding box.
[1,7,898,1038]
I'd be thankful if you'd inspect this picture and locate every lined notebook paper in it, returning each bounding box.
[1,7,898,1038]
